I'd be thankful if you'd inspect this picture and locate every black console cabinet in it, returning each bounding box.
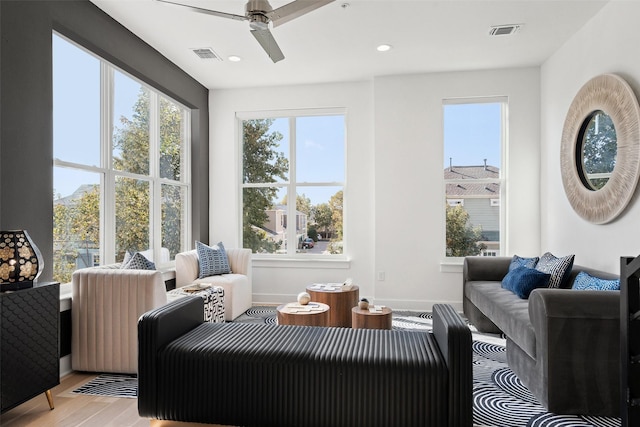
[1,282,60,413]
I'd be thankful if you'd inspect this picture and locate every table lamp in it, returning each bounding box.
[0,230,43,291]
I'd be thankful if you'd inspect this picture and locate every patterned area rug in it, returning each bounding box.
[72,306,622,426]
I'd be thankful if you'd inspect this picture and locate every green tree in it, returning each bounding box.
[445,205,486,257]
[329,191,343,241]
[242,119,289,253]
[312,203,333,238]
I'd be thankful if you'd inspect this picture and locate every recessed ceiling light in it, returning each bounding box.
[228,55,242,62]
[377,44,392,52]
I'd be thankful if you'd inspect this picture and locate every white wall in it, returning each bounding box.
[210,68,541,310]
[541,0,640,273]
[373,68,541,309]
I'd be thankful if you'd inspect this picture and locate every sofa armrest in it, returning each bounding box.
[432,304,472,427]
[175,249,199,287]
[528,288,620,413]
[138,297,204,417]
[226,248,252,277]
[463,256,512,283]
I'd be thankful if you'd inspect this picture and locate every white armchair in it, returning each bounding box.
[71,265,167,374]
[175,248,252,321]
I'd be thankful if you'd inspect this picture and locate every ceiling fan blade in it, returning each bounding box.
[251,29,285,63]
[268,0,335,28]
[156,0,247,22]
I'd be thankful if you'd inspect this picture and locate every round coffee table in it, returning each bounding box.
[276,302,330,327]
[352,306,393,330]
[306,284,359,328]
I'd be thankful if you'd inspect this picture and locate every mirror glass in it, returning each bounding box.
[578,110,617,190]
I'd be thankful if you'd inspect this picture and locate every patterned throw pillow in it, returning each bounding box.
[572,271,620,291]
[501,266,551,299]
[534,252,575,288]
[509,255,539,271]
[122,252,156,270]
[196,241,231,278]
[120,250,134,269]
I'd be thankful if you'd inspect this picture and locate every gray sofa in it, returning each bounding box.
[463,256,620,417]
[138,297,473,427]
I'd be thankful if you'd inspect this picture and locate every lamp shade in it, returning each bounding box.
[0,230,43,290]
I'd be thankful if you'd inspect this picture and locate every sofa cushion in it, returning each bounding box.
[196,241,231,277]
[122,252,156,270]
[509,255,539,271]
[535,252,574,288]
[502,266,550,299]
[572,271,620,291]
[465,281,536,359]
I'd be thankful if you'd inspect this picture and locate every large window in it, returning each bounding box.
[240,110,345,256]
[53,34,190,283]
[443,98,506,258]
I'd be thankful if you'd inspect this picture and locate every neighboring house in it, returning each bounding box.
[262,205,308,249]
[445,163,500,255]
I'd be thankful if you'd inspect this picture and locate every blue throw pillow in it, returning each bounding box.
[196,241,231,278]
[535,252,575,288]
[572,271,620,291]
[122,252,156,270]
[509,255,539,271]
[502,266,551,299]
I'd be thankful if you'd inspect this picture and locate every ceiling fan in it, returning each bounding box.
[156,0,335,63]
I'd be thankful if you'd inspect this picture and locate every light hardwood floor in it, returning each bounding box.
[0,372,148,427]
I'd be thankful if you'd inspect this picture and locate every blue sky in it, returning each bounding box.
[443,102,502,169]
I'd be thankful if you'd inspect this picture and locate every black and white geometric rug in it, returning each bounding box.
[72,306,622,426]
[71,373,137,398]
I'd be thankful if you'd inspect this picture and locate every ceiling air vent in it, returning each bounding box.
[191,47,222,61]
[489,24,521,36]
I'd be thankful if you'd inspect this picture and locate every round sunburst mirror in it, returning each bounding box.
[560,74,640,224]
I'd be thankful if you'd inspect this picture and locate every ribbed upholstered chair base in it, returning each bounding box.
[72,265,167,374]
[138,298,473,427]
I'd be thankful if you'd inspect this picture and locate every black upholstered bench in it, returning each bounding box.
[138,298,472,427]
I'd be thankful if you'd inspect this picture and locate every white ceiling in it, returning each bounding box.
[90,0,608,90]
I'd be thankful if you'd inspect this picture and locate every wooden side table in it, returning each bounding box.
[276,302,330,327]
[352,306,393,330]
[307,284,359,328]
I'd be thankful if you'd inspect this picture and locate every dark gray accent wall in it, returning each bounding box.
[0,0,209,281]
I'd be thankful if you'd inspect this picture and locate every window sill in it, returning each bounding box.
[253,257,351,269]
[440,259,464,273]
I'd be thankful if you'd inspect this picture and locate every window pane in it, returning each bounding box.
[53,35,100,166]
[115,177,150,260]
[297,187,343,254]
[296,115,345,183]
[243,187,287,254]
[242,118,289,184]
[113,71,150,175]
[53,168,101,283]
[160,97,185,181]
[162,184,185,259]
[444,102,502,257]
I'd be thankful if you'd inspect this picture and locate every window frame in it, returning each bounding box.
[53,32,191,269]
[442,96,507,261]
[237,108,347,259]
